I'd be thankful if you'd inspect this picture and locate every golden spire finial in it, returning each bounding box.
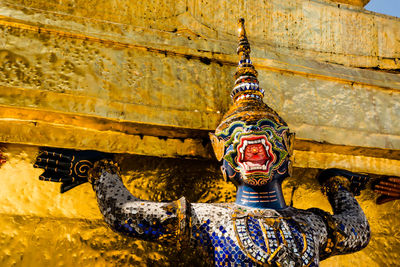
[237,18,251,60]
[231,18,264,103]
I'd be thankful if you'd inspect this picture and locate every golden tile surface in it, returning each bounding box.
[0,144,399,266]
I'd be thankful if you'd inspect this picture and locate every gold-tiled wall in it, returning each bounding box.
[0,144,399,266]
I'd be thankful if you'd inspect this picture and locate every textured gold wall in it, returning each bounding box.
[0,144,399,266]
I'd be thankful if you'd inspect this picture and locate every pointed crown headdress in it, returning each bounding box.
[210,18,293,161]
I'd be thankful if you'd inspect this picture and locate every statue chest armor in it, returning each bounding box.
[231,212,316,267]
[194,207,317,267]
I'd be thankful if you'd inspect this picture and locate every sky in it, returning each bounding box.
[365,0,400,18]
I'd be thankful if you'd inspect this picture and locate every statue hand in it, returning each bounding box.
[318,168,369,196]
[373,176,400,205]
[34,147,112,193]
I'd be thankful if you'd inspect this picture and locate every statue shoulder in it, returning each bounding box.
[191,202,235,218]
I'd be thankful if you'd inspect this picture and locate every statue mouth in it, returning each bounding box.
[237,136,274,174]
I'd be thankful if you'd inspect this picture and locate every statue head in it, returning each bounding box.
[210,19,294,189]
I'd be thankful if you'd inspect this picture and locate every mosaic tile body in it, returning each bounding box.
[94,170,370,266]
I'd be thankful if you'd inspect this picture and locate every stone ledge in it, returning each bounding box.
[0,22,399,147]
[1,108,399,176]
[0,15,398,90]
[1,0,399,70]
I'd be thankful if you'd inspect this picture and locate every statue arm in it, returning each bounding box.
[311,168,370,259]
[34,148,187,247]
[90,160,190,246]
[34,148,189,246]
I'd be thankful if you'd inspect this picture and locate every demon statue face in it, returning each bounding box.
[214,119,293,187]
[210,106,294,188]
[210,18,294,189]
